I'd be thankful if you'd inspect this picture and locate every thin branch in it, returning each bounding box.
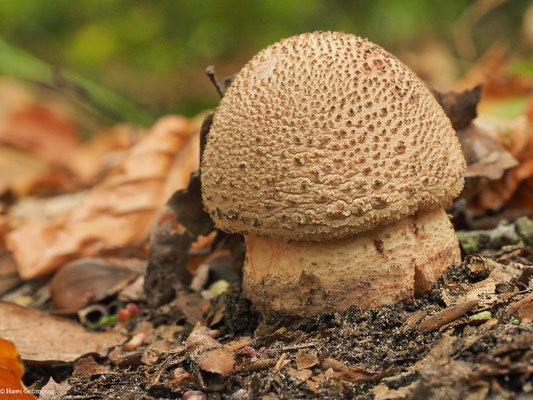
[205,65,224,98]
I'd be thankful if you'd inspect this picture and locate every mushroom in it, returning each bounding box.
[201,32,466,317]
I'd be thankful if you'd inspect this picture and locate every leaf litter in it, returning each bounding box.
[2,62,533,399]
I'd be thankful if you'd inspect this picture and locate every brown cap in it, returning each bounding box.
[201,31,466,240]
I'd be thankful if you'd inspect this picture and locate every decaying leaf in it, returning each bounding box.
[39,377,71,400]
[186,326,235,377]
[287,367,312,381]
[432,85,482,130]
[0,104,80,165]
[459,45,533,99]
[196,347,235,376]
[295,349,319,370]
[49,257,139,312]
[65,124,139,184]
[0,144,50,196]
[72,355,110,378]
[459,122,519,180]
[0,301,124,362]
[5,115,199,279]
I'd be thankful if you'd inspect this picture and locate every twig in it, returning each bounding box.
[238,358,276,373]
[274,352,287,371]
[281,341,318,351]
[205,65,224,98]
[148,355,172,387]
[503,292,533,319]
[419,300,479,335]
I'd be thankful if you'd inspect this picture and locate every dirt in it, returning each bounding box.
[20,240,533,400]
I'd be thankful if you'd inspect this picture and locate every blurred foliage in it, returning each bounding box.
[0,0,531,119]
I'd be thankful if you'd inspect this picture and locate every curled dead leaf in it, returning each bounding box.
[0,301,124,363]
[196,347,235,376]
[295,349,318,370]
[5,115,198,279]
[186,326,235,377]
[50,258,138,312]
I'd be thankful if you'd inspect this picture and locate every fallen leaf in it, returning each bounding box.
[306,378,322,394]
[144,113,212,307]
[196,347,235,376]
[186,326,235,376]
[186,326,219,352]
[66,124,139,184]
[295,349,319,370]
[0,301,124,362]
[459,44,533,100]
[72,355,109,378]
[50,257,138,311]
[5,115,198,279]
[141,341,180,366]
[39,377,71,400]
[334,366,393,383]
[0,145,50,196]
[169,367,195,385]
[0,337,23,381]
[287,367,313,381]
[432,85,481,130]
[0,104,80,165]
[0,337,37,399]
[459,122,518,180]
[171,290,210,326]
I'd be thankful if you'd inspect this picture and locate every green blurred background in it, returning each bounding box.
[0,0,532,124]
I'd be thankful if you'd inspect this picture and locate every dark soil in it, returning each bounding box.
[23,241,533,400]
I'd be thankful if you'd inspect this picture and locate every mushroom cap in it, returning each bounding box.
[201,31,466,240]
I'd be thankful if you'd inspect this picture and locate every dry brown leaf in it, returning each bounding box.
[50,258,138,311]
[459,122,518,180]
[287,367,313,381]
[0,104,80,165]
[172,289,210,326]
[72,355,110,378]
[5,115,199,279]
[333,366,393,383]
[39,377,71,400]
[433,85,481,130]
[141,341,179,366]
[465,114,533,211]
[458,45,533,99]
[186,326,235,376]
[295,349,319,370]
[518,302,533,324]
[186,327,219,352]
[66,124,139,184]
[196,347,235,376]
[0,301,124,362]
[0,145,50,196]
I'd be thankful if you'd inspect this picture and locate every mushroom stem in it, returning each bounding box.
[242,207,460,318]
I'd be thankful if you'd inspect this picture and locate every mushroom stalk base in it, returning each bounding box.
[243,208,461,318]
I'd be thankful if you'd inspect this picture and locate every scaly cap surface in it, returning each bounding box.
[201,31,465,240]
